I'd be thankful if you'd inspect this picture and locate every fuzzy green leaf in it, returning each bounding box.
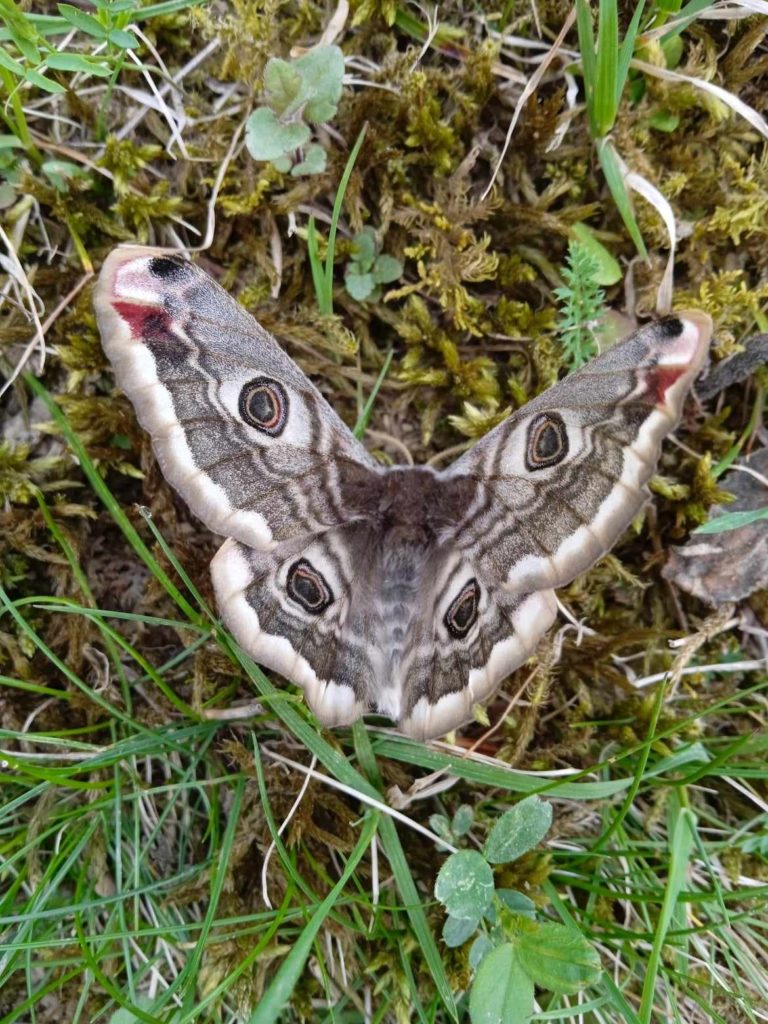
[694,506,768,534]
[290,141,326,177]
[271,153,292,173]
[648,110,680,132]
[484,796,553,864]
[570,223,622,286]
[106,997,165,1024]
[293,45,344,123]
[42,158,88,191]
[435,850,494,920]
[469,943,534,1024]
[245,108,310,161]
[372,253,403,285]
[264,57,303,117]
[452,804,474,837]
[442,913,479,947]
[90,0,136,9]
[514,922,601,993]
[429,813,453,842]
[344,269,375,301]
[495,889,537,918]
[469,934,494,971]
[57,4,107,38]
[351,227,377,269]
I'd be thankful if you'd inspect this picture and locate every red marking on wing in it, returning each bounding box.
[113,301,171,343]
[644,363,687,405]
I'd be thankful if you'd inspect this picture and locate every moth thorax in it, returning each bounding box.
[375,467,475,542]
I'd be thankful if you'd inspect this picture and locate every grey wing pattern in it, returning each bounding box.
[211,529,380,727]
[96,245,713,743]
[444,313,712,597]
[94,245,380,551]
[396,313,713,737]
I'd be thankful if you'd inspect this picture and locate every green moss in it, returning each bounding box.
[3,6,768,1020]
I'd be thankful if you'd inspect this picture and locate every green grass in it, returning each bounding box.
[2,383,766,1021]
[2,1,768,1022]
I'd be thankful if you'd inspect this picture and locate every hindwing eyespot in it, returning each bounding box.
[444,578,480,640]
[239,377,288,436]
[287,559,334,614]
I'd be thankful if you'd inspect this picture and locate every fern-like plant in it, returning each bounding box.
[554,240,606,370]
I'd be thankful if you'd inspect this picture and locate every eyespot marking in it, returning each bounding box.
[444,578,480,640]
[525,412,569,471]
[148,256,189,281]
[286,559,334,614]
[239,377,288,436]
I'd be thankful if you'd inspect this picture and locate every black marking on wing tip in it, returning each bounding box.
[148,256,189,282]
[239,377,289,436]
[656,316,684,339]
[525,412,569,471]
[287,559,334,614]
[444,578,481,640]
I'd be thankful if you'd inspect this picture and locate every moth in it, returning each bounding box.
[94,246,712,739]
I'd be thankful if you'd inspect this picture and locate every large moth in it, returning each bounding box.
[95,246,711,739]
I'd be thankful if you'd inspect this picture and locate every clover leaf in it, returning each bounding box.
[245,107,310,162]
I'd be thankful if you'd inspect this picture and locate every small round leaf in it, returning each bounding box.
[484,796,552,865]
[271,154,292,173]
[293,45,344,123]
[290,142,327,177]
[435,850,494,920]
[495,888,536,919]
[451,804,474,837]
[245,108,310,161]
[372,253,403,285]
[264,57,303,116]
[351,226,377,268]
[442,913,479,948]
[468,934,494,971]
[344,270,375,302]
[429,814,453,842]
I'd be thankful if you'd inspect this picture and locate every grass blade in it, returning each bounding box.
[323,124,368,310]
[638,806,697,1024]
[596,137,648,258]
[594,0,619,135]
[353,347,394,439]
[248,812,378,1024]
[617,0,647,107]
[575,0,597,134]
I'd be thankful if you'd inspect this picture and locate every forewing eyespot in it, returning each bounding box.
[444,578,481,640]
[239,377,288,436]
[525,412,568,471]
[286,559,334,615]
